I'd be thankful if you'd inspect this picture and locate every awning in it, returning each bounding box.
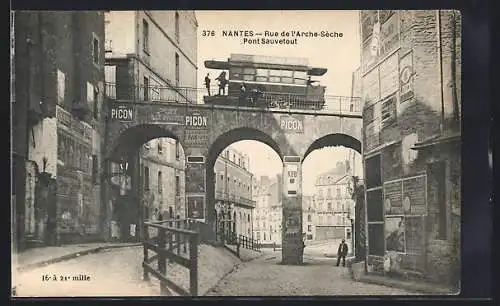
[411,132,461,150]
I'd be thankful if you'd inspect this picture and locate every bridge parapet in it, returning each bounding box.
[105,82,362,117]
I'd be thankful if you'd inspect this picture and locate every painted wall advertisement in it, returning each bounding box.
[379,52,399,99]
[399,51,415,104]
[185,162,205,193]
[187,195,205,219]
[361,11,400,73]
[184,111,211,147]
[284,163,299,196]
[361,67,380,105]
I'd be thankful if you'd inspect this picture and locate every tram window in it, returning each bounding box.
[256,69,268,76]
[294,78,307,85]
[294,71,307,79]
[230,68,243,80]
[243,75,254,81]
[243,68,256,74]
[256,76,268,82]
[282,77,293,84]
[269,76,280,83]
[269,69,281,76]
[282,70,293,77]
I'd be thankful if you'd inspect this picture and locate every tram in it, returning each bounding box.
[203,54,328,110]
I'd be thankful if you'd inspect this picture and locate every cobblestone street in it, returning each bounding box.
[206,251,418,296]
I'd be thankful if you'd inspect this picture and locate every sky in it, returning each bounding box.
[195,11,362,195]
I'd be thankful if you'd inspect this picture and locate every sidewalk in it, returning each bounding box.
[14,242,141,273]
[349,262,457,295]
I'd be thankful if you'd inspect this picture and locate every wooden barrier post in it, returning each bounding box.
[189,232,199,296]
[158,226,167,295]
[143,222,150,281]
[176,221,181,254]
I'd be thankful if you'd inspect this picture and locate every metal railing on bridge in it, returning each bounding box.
[142,217,201,296]
[215,191,256,208]
[105,82,362,116]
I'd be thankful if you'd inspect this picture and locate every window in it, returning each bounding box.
[307,214,312,222]
[175,140,180,159]
[337,188,341,197]
[157,140,163,154]
[257,232,260,240]
[92,35,99,65]
[318,215,323,225]
[57,69,65,104]
[142,19,149,53]
[175,11,180,43]
[294,71,307,85]
[144,166,150,190]
[337,201,341,211]
[307,225,312,232]
[175,53,180,86]
[175,175,180,196]
[263,232,266,241]
[327,188,332,198]
[143,76,149,100]
[158,171,162,193]
[93,86,99,119]
[230,67,243,80]
[381,95,397,127]
[327,202,332,211]
[87,82,94,109]
[92,155,98,184]
[328,215,333,224]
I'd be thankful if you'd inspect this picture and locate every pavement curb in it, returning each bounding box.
[203,247,263,295]
[351,273,457,295]
[17,243,142,273]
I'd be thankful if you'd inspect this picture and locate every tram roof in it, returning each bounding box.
[204,60,327,76]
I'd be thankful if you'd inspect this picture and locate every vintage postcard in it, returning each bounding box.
[11,10,461,297]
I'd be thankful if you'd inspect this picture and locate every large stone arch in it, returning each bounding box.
[107,124,184,161]
[206,127,284,167]
[204,127,284,235]
[302,133,362,162]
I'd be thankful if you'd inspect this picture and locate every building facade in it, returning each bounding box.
[252,174,282,246]
[104,11,198,241]
[360,10,461,287]
[13,11,106,248]
[214,147,255,238]
[309,162,356,253]
[104,11,198,102]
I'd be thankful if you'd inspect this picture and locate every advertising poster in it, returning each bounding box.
[385,216,406,253]
[187,195,205,220]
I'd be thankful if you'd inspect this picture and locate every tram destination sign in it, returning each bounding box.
[110,104,135,122]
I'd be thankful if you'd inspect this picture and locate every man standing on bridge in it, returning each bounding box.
[336,239,349,267]
[204,73,211,96]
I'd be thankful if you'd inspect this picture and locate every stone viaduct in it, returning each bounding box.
[103,99,363,264]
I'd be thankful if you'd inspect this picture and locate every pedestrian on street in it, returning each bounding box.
[336,239,348,267]
[204,73,211,96]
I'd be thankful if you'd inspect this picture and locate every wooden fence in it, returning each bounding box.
[142,218,200,296]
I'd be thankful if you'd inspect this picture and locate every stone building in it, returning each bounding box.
[214,147,254,237]
[359,10,461,287]
[309,162,356,253]
[103,11,197,241]
[252,174,282,246]
[13,11,106,248]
